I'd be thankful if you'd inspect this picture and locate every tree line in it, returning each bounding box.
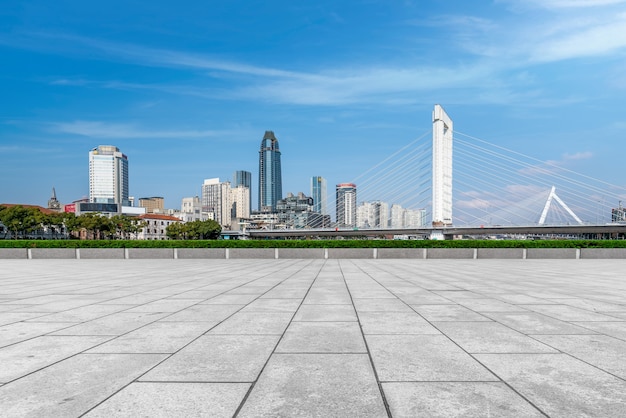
[0,205,222,240]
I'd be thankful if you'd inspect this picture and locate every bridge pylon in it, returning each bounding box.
[432,104,453,235]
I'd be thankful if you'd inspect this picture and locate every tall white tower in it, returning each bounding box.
[89,145,129,206]
[432,104,453,226]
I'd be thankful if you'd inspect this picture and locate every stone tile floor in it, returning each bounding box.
[1,259,626,417]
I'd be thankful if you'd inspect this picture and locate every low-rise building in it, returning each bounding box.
[136,214,181,240]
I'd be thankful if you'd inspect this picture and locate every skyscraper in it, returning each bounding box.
[336,183,357,227]
[233,170,252,189]
[89,145,129,206]
[258,131,282,212]
[311,176,327,215]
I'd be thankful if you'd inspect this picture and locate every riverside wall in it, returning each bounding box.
[2,248,626,259]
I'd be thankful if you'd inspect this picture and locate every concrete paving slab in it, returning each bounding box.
[520,304,623,321]
[366,335,498,382]
[84,382,249,417]
[303,289,353,304]
[0,311,48,326]
[240,298,302,313]
[209,312,293,335]
[123,298,204,313]
[293,304,357,321]
[483,311,598,335]
[546,297,626,312]
[50,312,168,336]
[86,322,212,354]
[141,335,280,382]
[475,353,626,417]
[353,298,413,312]
[277,322,366,353]
[413,305,491,321]
[0,335,111,383]
[434,321,557,353]
[237,354,387,418]
[24,304,133,323]
[0,353,166,417]
[203,293,260,304]
[460,298,529,313]
[359,312,441,335]
[0,321,77,348]
[532,334,626,379]
[160,304,243,322]
[382,382,543,417]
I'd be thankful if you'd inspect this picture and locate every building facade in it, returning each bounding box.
[179,196,207,222]
[139,197,164,213]
[356,201,389,229]
[311,176,327,215]
[89,145,129,206]
[137,214,181,240]
[390,204,427,228]
[201,178,232,228]
[231,185,251,220]
[336,183,357,227]
[258,131,282,212]
[276,192,314,228]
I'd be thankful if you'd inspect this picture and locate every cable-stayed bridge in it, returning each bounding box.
[251,105,626,239]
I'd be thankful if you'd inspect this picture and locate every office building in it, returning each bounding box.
[258,131,282,212]
[234,170,252,189]
[89,145,129,206]
[311,176,327,215]
[336,183,357,227]
[139,197,164,213]
[202,178,232,229]
[276,192,314,228]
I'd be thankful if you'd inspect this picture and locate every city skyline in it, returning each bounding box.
[1,0,626,212]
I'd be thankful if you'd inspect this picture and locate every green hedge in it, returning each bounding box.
[1,239,626,249]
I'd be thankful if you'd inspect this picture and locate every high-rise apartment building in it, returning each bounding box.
[357,201,389,228]
[202,178,232,228]
[231,185,251,220]
[89,145,129,206]
[390,204,426,228]
[258,131,282,212]
[336,183,357,227]
[311,176,327,215]
[233,170,252,213]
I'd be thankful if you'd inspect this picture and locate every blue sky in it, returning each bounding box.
[1,0,626,219]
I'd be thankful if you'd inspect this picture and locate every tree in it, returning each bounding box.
[0,206,40,239]
[111,215,146,239]
[166,222,185,240]
[196,219,222,239]
[167,219,221,240]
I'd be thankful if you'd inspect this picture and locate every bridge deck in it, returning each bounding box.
[1,259,625,417]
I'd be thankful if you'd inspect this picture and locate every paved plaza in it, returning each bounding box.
[1,259,626,417]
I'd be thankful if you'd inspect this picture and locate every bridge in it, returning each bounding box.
[248,224,626,240]
[247,104,626,239]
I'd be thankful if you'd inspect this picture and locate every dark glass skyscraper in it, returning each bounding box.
[233,170,252,189]
[258,131,282,212]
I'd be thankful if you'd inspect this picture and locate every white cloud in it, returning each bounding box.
[501,0,626,9]
[49,121,223,139]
